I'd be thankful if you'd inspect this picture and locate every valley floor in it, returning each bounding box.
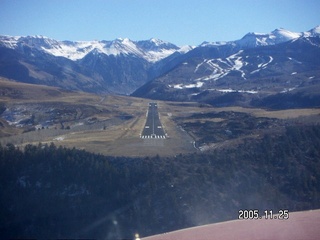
[1,79,320,156]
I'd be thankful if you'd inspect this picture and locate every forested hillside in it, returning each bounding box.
[1,125,320,239]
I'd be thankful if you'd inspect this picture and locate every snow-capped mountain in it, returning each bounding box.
[132,26,320,108]
[234,28,301,48]
[0,35,193,93]
[0,35,188,62]
[201,26,320,48]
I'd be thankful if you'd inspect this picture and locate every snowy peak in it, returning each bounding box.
[200,41,227,47]
[104,38,184,62]
[236,28,301,48]
[21,35,59,46]
[103,38,144,57]
[136,38,179,51]
[0,35,51,49]
[304,25,320,37]
[270,28,301,42]
[135,38,182,62]
[41,40,102,61]
[0,35,86,60]
[311,25,320,35]
[236,32,269,48]
[0,35,21,48]
[238,26,320,48]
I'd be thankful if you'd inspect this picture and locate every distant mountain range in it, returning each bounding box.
[0,35,192,94]
[0,36,189,62]
[0,26,319,107]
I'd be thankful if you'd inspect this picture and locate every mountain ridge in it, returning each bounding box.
[2,26,319,61]
[132,33,320,109]
[0,35,191,62]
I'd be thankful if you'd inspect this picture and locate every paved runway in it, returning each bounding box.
[141,102,166,139]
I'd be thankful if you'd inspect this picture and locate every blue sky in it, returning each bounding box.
[0,0,319,46]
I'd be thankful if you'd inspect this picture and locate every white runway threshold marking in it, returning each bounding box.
[140,135,166,139]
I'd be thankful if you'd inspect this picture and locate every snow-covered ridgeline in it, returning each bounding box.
[0,35,192,62]
[202,26,320,48]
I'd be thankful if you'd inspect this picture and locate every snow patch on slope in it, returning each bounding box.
[250,56,274,74]
[211,88,258,94]
[171,81,204,89]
